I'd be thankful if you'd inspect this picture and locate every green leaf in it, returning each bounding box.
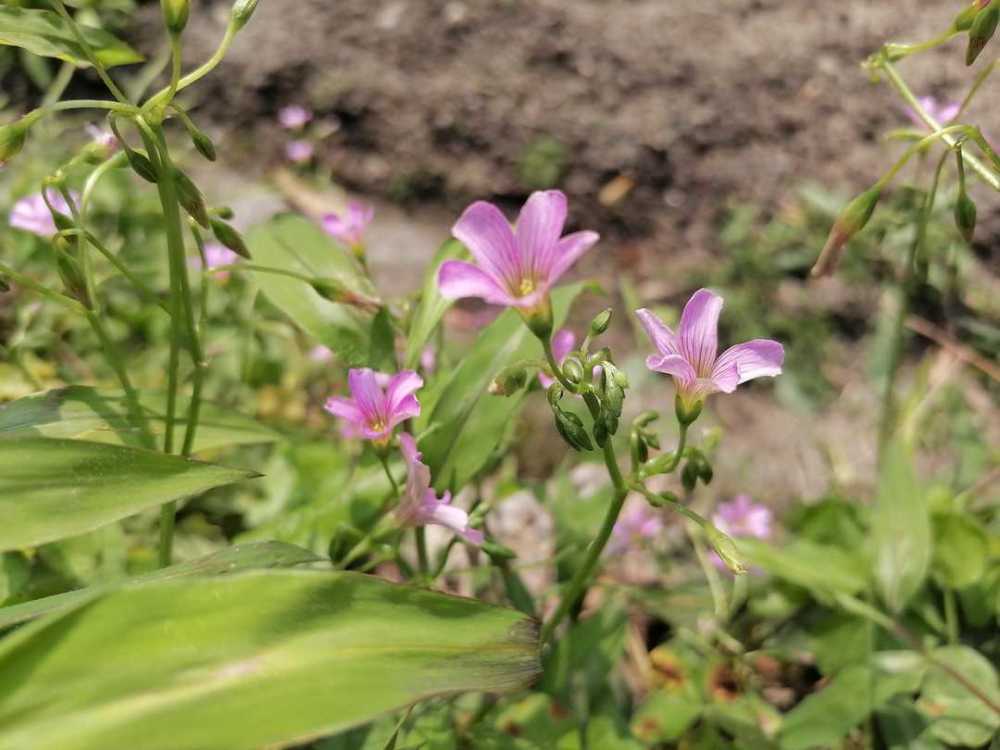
[872,441,931,613]
[0,542,318,630]
[0,554,30,605]
[0,438,256,552]
[918,645,1000,747]
[631,690,702,744]
[369,307,397,371]
[0,386,281,453]
[0,7,143,68]
[779,665,873,750]
[0,570,541,750]
[931,512,989,589]
[739,538,869,600]
[403,239,466,369]
[417,284,583,492]
[248,214,375,367]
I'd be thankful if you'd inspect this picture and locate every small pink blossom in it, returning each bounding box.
[193,242,239,280]
[420,345,436,374]
[610,498,663,554]
[397,433,483,545]
[85,124,119,155]
[309,345,334,363]
[539,329,576,388]
[711,495,773,572]
[637,289,784,409]
[324,368,422,444]
[285,139,314,164]
[9,190,75,237]
[322,201,374,248]
[278,105,313,130]
[906,96,960,127]
[438,190,599,310]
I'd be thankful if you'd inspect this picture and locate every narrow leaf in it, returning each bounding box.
[0,570,541,750]
[0,7,143,68]
[403,239,466,369]
[0,438,257,552]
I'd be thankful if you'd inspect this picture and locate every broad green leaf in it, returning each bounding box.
[248,214,375,367]
[931,511,989,589]
[918,645,1000,747]
[0,555,29,605]
[0,541,318,629]
[872,441,930,613]
[0,386,281,452]
[0,7,143,68]
[418,284,583,492]
[0,570,541,750]
[631,690,702,744]
[739,538,869,599]
[403,239,466,369]
[0,438,256,552]
[779,665,873,750]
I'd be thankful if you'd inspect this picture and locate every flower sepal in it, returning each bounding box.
[675,393,703,427]
[518,297,554,340]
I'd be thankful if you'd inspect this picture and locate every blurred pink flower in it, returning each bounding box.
[610,498,663,554]
[278,105,313,130]
[322,201,374,248]
[438,190,599,309]
[539,328,575,388]
[637,289,784,410]
[420,345,436,374]
[906,96,960,127]
[324,368,422,444]
[308,345,334,363]
[285,139,314,164]
[711,494,773,572]
[192,242,239,280]
[397,433,483,545]
[85,124,119,155]
[9,190,75,237]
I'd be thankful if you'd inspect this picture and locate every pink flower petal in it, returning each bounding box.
[324,396,364,424]
[386,394,420,430]
[386,371,424,414]
[546,230,599,285]
[348,368,384,424]
[516,190,567,279]
[646,353,697,385]
[635,308,680,357]
[713,339,784,387]
[451,201,521,289]
[678,289,723,377]
[438,260,517,306]
[551,328,576,362]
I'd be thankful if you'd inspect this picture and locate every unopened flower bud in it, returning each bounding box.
[0,120,28,166]
[489,364,528,396]
[210,218,251,259]
[519,299,553,340]
[966,0,999,65]
[189,126,216,162]
[562,357,585,385]
[811,186,881,277]
[553,406,593,452]
[231,0,259,29]
[482,540,516,561]
[645,490,680,508]
[953,2,983,32]
[590,307,613,336]
[675,393,703,426]
[954,190,977,243]
[173,168,210,228]
[704,524,747,575]
[161,0,190,34]
[126,150,159,183]
[681,460,699,493]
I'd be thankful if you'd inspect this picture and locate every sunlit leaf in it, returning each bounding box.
[403,239,466,369]
[0,438,256,552]
[918,645,1000,747]
[0,570,541,750]
[0,7,142,68]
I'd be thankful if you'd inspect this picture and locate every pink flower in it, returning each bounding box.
[539,328,576,388]
[309,345,334,363]
[636,289,784,409]
[9,190,75,237]
[322,201,374,248]
[278,105,313,130]
[906,96,960,127]
[193,242,239,280]
[610,498,663,554]
[85,124,119,155]
[420,345,436,374]
[711,495,773,572]
[397,433,483,545]
[438,190,599,309]
[324,368,422,444]
[285,139,314,164]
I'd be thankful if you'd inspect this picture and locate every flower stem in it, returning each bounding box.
[415,528,430,574]
[144,21,237,112]
[49,0,130,104]
[542,336,578,393]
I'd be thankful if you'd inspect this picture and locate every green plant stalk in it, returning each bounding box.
[880,60,1000,191]
[0,262,85,312]
[50,0,130,104]
[145,21,238,112]
[415,528,430,574]
[957,58,997,119]
[688,521,726,620]
[41,61,75,108]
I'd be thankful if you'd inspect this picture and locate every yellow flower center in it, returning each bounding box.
[518,278,536,297]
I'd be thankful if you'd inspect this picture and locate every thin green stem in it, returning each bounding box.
[415,528,430,575]
[540,438,628,644]
[542,336,578,392]
[49,0,130,104]
[689,522,726,619]
[41,62,76,107]
[145,22,238,112]
[167,34,183,103]
[0,262,85,312]
[957,59,997,119]
[880,60,1000,191]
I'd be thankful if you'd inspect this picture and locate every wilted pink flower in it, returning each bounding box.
[9,190,75,237]
[539,329,575,388]
[309,345,334,363]
[285,139,314,164]
[610,498,663,554]
[85,124,119,155]
[906,96,960,127]
[397,433,483,545]
[324,368,422,444]
[438,190,599,309]
[278,105,313,130]
[322,201,374,248]
[637,289,784,410]
[192,242,239,280]
[711,495,773,572]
